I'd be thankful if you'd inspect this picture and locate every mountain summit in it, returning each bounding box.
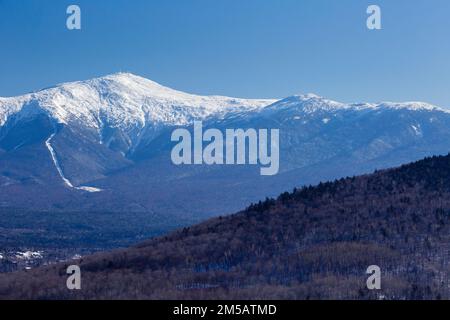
[0,72,273,139]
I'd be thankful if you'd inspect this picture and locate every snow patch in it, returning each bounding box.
[77,186,103,193]
[411,124,422,136]
[15,251,43,260]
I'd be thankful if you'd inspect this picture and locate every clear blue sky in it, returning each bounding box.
[1,0,449,107]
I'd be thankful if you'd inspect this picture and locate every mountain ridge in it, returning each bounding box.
[0,72,275,128]
[2,72,447,131]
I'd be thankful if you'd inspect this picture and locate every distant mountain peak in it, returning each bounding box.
[264,93,346,113]
[296,93,323,99]
[83,72,177,95]
[0,73,274,129]
[262,92,448,115]
[376,101,441,111]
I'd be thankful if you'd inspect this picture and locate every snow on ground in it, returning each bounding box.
[411,124,422,136]
[0,72,275,132]
[15,251,43,260]
[76,186,103,193]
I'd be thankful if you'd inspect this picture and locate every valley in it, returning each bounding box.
[0,153,448,299]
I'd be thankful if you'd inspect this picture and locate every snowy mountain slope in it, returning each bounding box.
[227,94,450,172]
[0,73,274,189]
[83,92,450,217]
[2,73,450,217]
[259,93,444,113]
[0,72,273,139]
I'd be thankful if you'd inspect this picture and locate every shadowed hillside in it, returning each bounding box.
[0,154,449,299]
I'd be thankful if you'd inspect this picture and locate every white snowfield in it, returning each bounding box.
[261,93,445,115]
[0,73,445,135]
[15,251,43,260]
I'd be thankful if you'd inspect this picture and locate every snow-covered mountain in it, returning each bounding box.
[0,73,273,190]
[2,72,450,222]
[0,72,272,155]
[0,72,272,126]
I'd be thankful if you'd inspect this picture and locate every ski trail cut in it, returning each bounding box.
[45,133,74,188]
[45,133,103,192]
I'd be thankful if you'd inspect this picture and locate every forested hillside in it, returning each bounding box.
[1,154,449,299]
